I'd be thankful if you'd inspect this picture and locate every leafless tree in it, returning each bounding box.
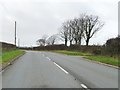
[59,21,69,46]
[46,34,58,45]
[68,27,74,46]
[59,14,104,46]
[83,15,104,46]
[42,35,48,44]
[36,39,45,46]
[77,15,85,45]
[70,19,79,45]
[68,17,84,45]
[68,19,77,45]
[62,20,74,46]
[36,35,48,46]
[59,17,84,46]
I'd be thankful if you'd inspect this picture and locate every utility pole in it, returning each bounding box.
[15,21,16,47]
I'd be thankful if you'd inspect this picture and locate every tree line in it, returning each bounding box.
[104,36,120,56]
[37,14,104,46]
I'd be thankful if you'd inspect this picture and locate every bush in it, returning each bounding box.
[105,36,120,56]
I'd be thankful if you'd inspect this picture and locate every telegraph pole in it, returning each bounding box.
[15,21,16,47]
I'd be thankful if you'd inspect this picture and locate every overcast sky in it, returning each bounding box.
[0,0,119,47]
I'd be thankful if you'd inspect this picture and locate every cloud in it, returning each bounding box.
[0,0,118,46]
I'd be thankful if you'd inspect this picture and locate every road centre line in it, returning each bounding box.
[44,55,88,89]
[53,62,69,74]
[46,57,51,61]
[81,84,88,89]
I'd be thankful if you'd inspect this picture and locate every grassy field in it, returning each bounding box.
[0,50,25,65]
[54,50,118,67]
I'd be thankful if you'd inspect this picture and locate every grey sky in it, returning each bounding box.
[0,0,118,47]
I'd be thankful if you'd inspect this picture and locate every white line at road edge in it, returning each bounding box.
[53,62,69,74]
[81,84,88,89]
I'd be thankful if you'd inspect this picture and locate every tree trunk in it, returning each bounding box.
[78,37,81,45]
[75,39,77,45]
[86,38,89,46]
[65,38,67,46]
[78,40,81,45]
[70,40,72,46]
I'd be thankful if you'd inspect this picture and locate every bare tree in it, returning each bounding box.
[36,34,48,46]
[59,22,69,46]
[60,18,84,46]
[68,27,74,46]
[62,20,74,46]
[69,17,84,45]
[36,39,45,46]
[83,15,104,46]
[68,19,77,45]
[70,19,79,45]
[59,14,104,46]
[42,34,48,45]
[46,34,58,45]
[77,15,85,45]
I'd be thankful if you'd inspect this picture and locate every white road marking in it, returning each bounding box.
[53,62,69,74]
[81,84,88,89]
[46,57,51,61]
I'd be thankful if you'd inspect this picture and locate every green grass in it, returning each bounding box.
[54,50,91,56]
[85,55,118,66]
[0,50,25,64]
[54,50,118,67]
[0,55,1,65]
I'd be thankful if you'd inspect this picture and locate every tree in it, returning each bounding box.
[63,20,74,46]
[77,15,85,45]
[36,35,48,46]
[60,19,83,46]
[68,27,74,46]
[105,36,120,55]
[59,14,104,46]
[36,39,45,46]
[69,19,78,45]
[59,21,69,46]
[83,15,104,46]
[46,34,58,45]
[42,34,48,45]
[68,17,84,45]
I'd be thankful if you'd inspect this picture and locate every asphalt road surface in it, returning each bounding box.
[2,51,118,88]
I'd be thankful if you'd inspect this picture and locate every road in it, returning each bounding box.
[2,51,118,88]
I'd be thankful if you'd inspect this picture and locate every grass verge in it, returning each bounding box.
[54,50,91,56]
[0,50,25,65]
[54,50,118,67]
[85,55,118,66]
